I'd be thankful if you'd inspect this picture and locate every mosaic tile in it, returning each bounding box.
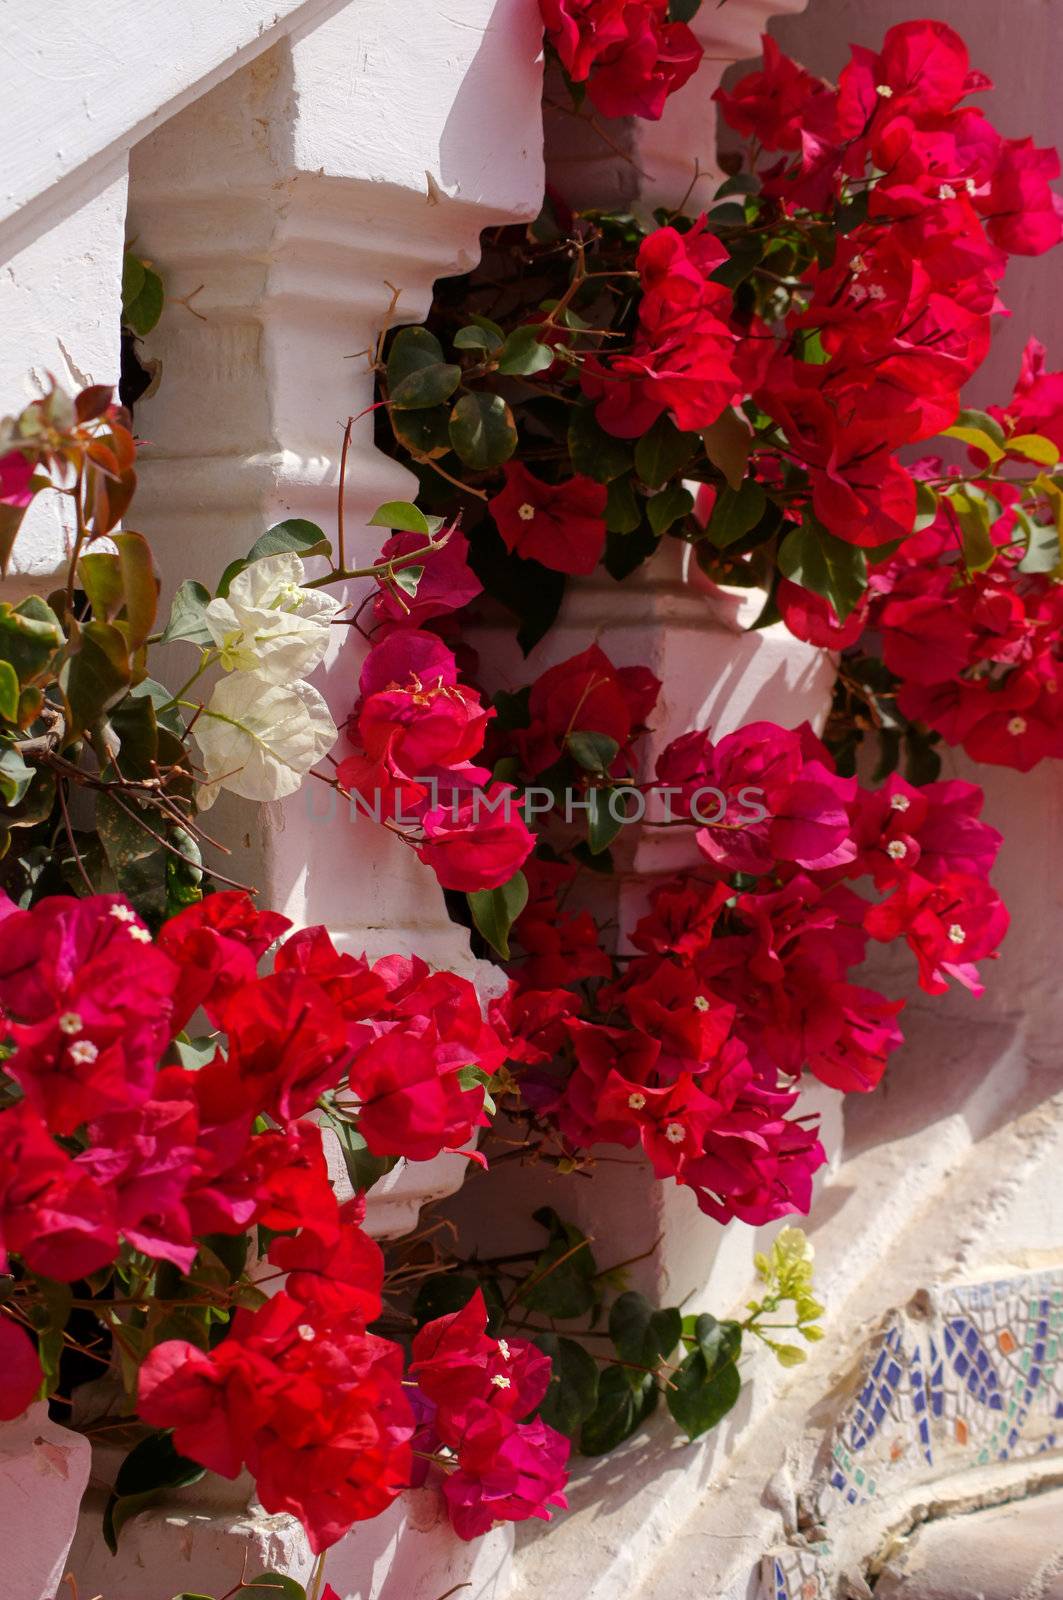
[760,1268,1063,1600]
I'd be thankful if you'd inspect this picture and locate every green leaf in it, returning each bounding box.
[604,475,641,535]
[668,0,702,18]
[568,406,634,484]
[519,1207,599,1320]
[634,414,697,489]
[96,789,167,913]
[247,519,332,562]
[777,519,868,622]
[62,619,133,738]
[468,868,529,959]
[946,487,995,572]
[610,1292,682,1390]
[103,1432,204,1553]
[914,480,940,533]
[123,255,165,336]
[497,325,554,376]
[454,323,504,353]
[566,731,619,775]
[702,409,753,490]
[579,1366,658,1456]
[0,745,33,806]
[943,423,1005,465]
[448,392,518,469]
[0,660,19,723]
[413,1273,483,1328]
[666,1316,742,1441]
[326,1115,398,1194]
[393,564,423,598]
[173,1034,216,1070]
[390,403,452,461]
[387,327,462,410]
[109,691,160,778]
[368,500,433,537]
[703,480,767,548]
[647,483,694,537]
[242,1576,307,1600]
[1007,432,1060,467]
[535,1333,600,1437]
[587,787,627,855]
[951,406,1007,449]
[0,598,63,683]
[160,580,213,647]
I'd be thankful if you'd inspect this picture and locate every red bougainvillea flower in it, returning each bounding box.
[197,972,352,1124]
[516,643,660,776]
[442,1409,571,1540]
[489,461,607,576]
[416,782,535,892]
[539,0,701,122]
[0,1316,42,1421]
[713,34,835,151]
[0,1100,117,1282]
[865,871,1009,995]
[157,890,291,1029]
[0,895,178,1135]
[138,1290,413,1554]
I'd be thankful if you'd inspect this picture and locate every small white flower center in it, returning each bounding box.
[887,840,908,860]
[69,1040,99,1065]
[889,793,911,812]
[517,502,537,522]
[497,1339,511,1361]
[58,1012,83,1035]
[693,995,710,1013]
[627,1092,647,1111]
[665,1122,686,1145]
[850,254,867,273]
[297,1324,316,1341]
[128,926,152,943]
[965,178,977,195]
[868,284,887,302]
[1007,716,1028,735]
[875,83,894,98]
[938,183,957,200]
[491,1373,512,1389]
[947,924,966,946]
[109,904,136,923]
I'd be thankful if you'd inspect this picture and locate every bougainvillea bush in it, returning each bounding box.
[0,6,1061,1589]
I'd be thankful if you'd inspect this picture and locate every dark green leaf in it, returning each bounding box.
[647,483,694,536]
[666,1316,742,1441]
[634,415,697,490]
[454,323,504,353]
[535,1334,600,1437]
[566,731,619,775]
[579,1366,658,1456]
[449,392,518,470]
[519,1207,599,1320]
[242,1576,307,1600]
[390,403,452,460]
[215,558,248,599]
[413,1274,482,1328]
[160,580,213,647]
[610,1292,682,1391]
[604,475,641,535]
[465,519,565,656]
[668,0,702,18]
[387,327,461,410]
[0,597,63,683]
[587,787,628,855]
[109,691,160,778]
[327,1115,398,1194]
[604,522,659,580]
[247,519,332,563]
[497,325,554,376]
[703,480,767,549]
[62,620,132,738]
[103,1431,204,1553]
[952,406,1007,450]
[468,869,529,959]
[568,406,633,484]
[702,409,753,490]
[777,519,867,622]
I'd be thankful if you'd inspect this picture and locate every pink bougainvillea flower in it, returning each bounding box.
[373,525,482,632]
[540,0,701,122]
[489,461,607,576]
[416,782,535,891]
